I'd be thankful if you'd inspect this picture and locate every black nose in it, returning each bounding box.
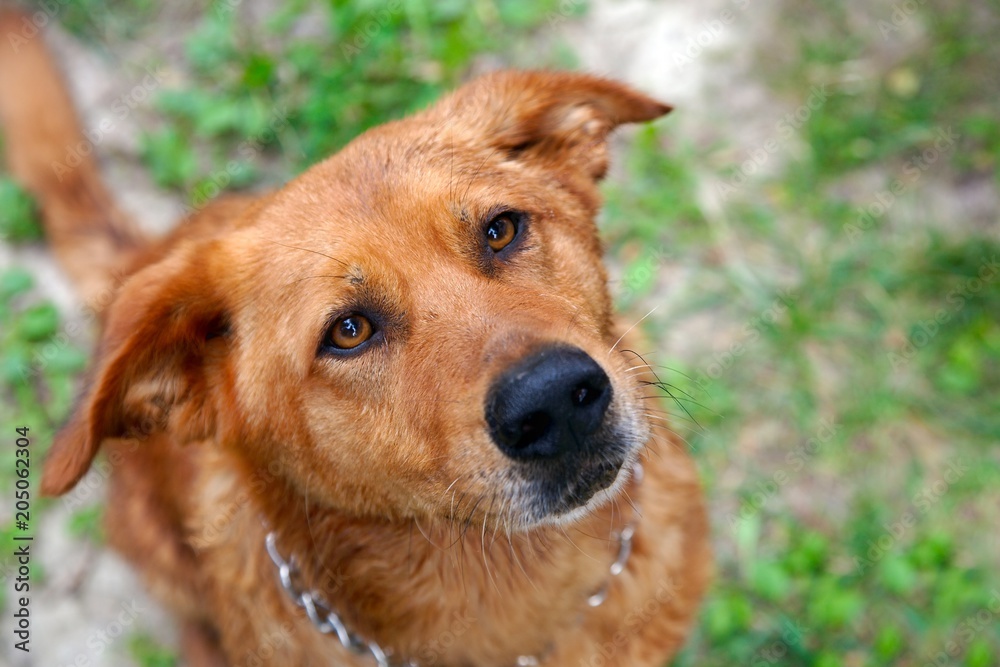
[486,346,613,460]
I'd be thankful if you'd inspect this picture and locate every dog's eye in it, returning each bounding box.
[485,213,518,252]
[327,314,374,350]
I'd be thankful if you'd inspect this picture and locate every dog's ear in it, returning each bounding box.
[41,241,231,496]
[439,70,671,180]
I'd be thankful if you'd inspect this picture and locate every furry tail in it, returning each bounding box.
[0,9,145,309]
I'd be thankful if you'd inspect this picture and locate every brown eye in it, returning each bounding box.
[486,213,518,252]
[327,314,374,350]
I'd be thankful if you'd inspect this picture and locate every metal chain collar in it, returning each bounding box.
[264,461,644,667]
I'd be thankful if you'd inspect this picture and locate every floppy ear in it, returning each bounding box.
[440,69,671,179]
[41,241,231,496]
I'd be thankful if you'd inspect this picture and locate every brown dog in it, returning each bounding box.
[0,11,709,666]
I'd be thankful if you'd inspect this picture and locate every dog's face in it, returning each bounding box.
[42,71,669,529]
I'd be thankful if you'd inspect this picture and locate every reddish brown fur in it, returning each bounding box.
[0,11,710,666]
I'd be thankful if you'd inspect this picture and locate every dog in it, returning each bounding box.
[0,10,710,666]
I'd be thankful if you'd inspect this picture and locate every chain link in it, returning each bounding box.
[264,461,643,667]
[265,532,400,667]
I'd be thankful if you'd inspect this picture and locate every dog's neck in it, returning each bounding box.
[252,467,643,665]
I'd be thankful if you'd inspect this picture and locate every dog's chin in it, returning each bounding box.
[522,451,640,530]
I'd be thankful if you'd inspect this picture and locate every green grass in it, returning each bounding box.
[128,633,177,667]
[0,253,81,616]
[599,2,1000,665]
[124,0,577,202]
[2,0,998,665]
[0,178,42,243]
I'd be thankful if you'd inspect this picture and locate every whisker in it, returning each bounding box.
[481,496,501,595]
[285,274,352,286]
[623,363,657,374]
[636,379,705,406]
[267,240,349,269]
[639,402,702,429]
[556,524,599,563]
[619,488,642,517]
[413,516,444,550]
[624,356,706,428]
[642,415,698,452]
[607,305,659,356]
[619,351,708,386]
[460,147,502,205]
[504,501,537,591]
[655,384,704,406]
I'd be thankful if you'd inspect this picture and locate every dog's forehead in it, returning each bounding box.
[255,125,526,248]
[322,123,510,215]
[230,133,501,298]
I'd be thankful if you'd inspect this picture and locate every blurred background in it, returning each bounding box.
[1,0,998,665]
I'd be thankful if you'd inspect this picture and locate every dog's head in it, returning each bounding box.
[42,71,670,529]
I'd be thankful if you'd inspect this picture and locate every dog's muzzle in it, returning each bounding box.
[485,344,627,514]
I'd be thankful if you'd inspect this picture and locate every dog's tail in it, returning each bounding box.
[0,9,146,309]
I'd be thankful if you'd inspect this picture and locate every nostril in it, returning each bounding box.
[571,381,603,408]
[514,411,551,450]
